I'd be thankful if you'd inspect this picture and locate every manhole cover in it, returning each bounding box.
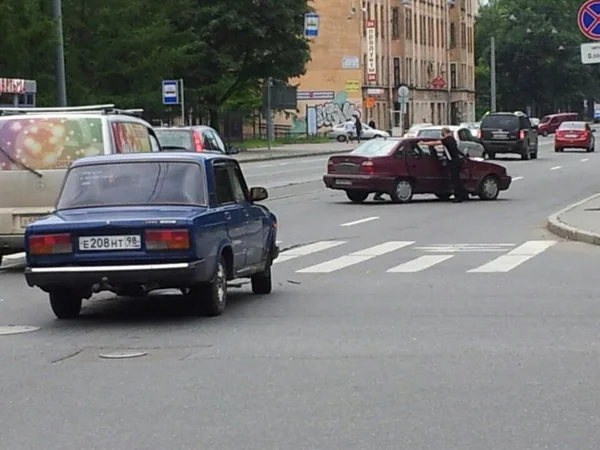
[0,325,40,335]
[99,351,148,360]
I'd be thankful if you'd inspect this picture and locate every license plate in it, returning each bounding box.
[79,235,141,251]
[492,134,507,139]
[335,179,352,186]
[566,134,577,138]
[19,216,44,228]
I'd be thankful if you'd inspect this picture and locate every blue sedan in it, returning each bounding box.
[24,152,279,319]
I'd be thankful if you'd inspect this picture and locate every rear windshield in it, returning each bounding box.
[481,115,519,130]
[350,139,399,156]
[417,129,442,138]
[558,122,586,130]
[155,130,193,149]
[0,116,104,171]
[57,161,206,209]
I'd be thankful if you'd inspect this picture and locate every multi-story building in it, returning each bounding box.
[278,0,476,136]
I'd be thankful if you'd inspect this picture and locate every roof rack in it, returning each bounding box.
[0,104,144,117]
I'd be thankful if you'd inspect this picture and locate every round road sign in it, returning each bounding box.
[578,0,600,40]
[397,85,409,98]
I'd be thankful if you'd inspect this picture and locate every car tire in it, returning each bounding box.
[373,134,382,139]
[435,193,451,201]
[346,190,369,203]
[587,143,594,152]
[478,175,500,200]
[251,262,272,295]
[49,292,82,319]
[542,131,548,137]
[521,147,530,160]
[0,255,3,267]
[390,178,413,203]
[487,152,495,159]
[554,147,562,152]
[189,255,227,317]
[336,135,347,143]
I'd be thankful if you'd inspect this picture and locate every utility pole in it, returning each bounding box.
[266,77,273,151]
[52,0,67,106]
[490,36,496,112]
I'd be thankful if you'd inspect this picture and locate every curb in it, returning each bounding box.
[547,192,600,245]
[236,150,350,164]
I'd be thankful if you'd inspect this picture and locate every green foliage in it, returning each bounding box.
[0,0,311,119]
[474,0,599,115]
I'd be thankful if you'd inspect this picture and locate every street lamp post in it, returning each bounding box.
[52,0,67,106]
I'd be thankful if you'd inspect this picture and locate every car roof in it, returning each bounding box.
[155,126,212,131]
[69,151,234,168]
[420,125,459,130]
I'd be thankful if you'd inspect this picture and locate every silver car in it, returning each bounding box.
[416,125,486,158]
[329,123,390,142]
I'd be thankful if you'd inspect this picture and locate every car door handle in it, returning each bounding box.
[224,212,231,219]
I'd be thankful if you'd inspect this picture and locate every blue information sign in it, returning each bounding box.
[304,13,319,37]
[162,80,179,105]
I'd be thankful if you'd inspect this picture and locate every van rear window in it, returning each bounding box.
[0,117,103,171]
[481,115,519,130]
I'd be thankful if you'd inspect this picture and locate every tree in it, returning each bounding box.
[474,0,600,116]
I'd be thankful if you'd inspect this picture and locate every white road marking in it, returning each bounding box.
[414,244,514,252]
[340,216,379,227]
[296,241,414,273]
[550,166,562,170]
[274,240,346,264]
[467,240,556,273]
[387,255,453,273]
[581,158,589,162]
[512,176,523,181]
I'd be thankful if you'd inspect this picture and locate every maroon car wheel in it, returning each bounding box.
[478,175,500,200]
[346,190,368,203]
[391,179,413,203]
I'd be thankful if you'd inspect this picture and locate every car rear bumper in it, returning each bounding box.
[499,176,512,190]
[0,235,25,254]
[25,260,209,291]
[323,174,396,192]
[482,140,526,154]
[555,138,590,148]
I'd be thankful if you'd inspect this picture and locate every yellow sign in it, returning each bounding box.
[345,80,360,92]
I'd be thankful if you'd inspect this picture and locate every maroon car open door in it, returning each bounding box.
[404,142,446,193]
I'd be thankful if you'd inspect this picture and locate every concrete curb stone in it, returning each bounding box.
[546,192,600,245]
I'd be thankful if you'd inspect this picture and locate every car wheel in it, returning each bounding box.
[478,175,500,200]
[189,255,227,317]
[336,135,347,143]
[346,190,369,203]
[521,148,530,160]
[251,261,272,295]
[542,131,548,137]
[0,255,3,267]
[435,193,451,201]
[373,134,382,139]
[391,179,413,203]
[554,147,561,152]
[587,143,594,152]
[49,292,82,319]
[487,152,495,159]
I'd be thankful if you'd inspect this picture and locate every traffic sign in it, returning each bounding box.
[304,13,319,37]
[578,0,600,40]
[431,76,446,89]
[581,42,600,63]
[397,85,409,103]
[365,97,376,108]
[162,80,179,105]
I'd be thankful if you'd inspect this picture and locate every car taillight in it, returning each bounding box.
[327,160,334,173]
[29,233,72,255]
[361,160,375,174]
[193,131,203,152]
[145,229,190,250]
[476,129,481,138]
[519,130,525,139]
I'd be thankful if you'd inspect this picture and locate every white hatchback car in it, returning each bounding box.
[329,123,390,142]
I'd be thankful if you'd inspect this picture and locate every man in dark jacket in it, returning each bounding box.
[354,116,362,143]
[418,127,468,203]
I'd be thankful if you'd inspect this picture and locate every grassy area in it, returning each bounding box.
[232,136,330,149]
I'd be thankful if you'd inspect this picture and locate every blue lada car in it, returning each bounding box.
[24,152,279,319]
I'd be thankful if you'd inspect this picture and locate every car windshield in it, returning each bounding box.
[155,129,193,149]
[417,129,442,138]
[350,139,398,156]
[57,161,206,209]
[558,121,586,130]
[481,115,519,130]
[540,116,552,123]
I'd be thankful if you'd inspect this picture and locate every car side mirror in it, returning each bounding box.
[250,186,268,202]
[226,145,240,154]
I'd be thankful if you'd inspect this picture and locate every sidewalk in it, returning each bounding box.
[547,193,600,245]
[233,142,355,163]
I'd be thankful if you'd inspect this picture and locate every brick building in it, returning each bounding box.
[277,0,476,135]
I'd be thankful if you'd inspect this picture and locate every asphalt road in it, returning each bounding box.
[2,133,600,449]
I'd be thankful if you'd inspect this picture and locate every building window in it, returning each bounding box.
[461,63,466,87]
[450,63,457,89]
[461,0,466,10]
[362,1,367,36]
[393,57,400,86]
[449,23,456,49]
[392,8,399,39]
[381,5,385,38]
[363,54,368,83]
[406,11,412,40]
[461,24,466,49]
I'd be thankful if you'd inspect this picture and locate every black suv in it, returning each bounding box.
[479,112,538,160]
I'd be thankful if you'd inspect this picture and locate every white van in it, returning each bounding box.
[0,104,161,265]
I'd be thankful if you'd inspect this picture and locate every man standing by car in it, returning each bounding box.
[354,116,362,143]
[418,127,468,203]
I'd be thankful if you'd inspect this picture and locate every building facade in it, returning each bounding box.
[278,0,476,135]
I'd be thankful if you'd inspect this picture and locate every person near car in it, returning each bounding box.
[354,116,362,143]
[418,127,468,203]
[343,118,355,141]
[368,119,376,128]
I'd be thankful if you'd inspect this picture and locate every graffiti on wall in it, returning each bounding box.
[286,91,360,133]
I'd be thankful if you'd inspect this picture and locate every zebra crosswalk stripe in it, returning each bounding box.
[274,240,346,264]
[387,254,454,273]
[467,240,557,273]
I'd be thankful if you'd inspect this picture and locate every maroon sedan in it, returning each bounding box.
[323,137,512,203]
